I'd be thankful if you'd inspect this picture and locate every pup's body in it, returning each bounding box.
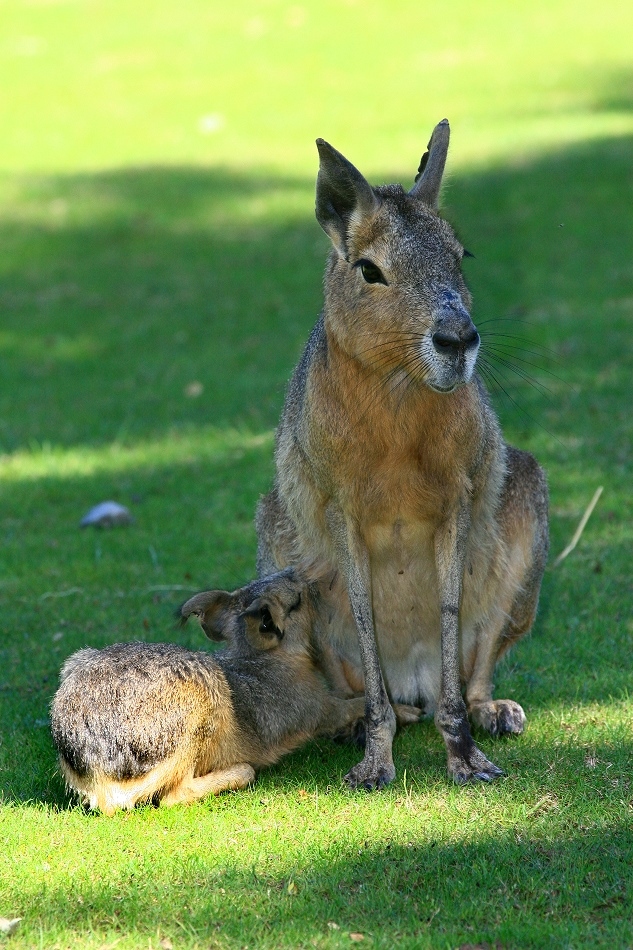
[257,122,548,789]
[51,571,419,814]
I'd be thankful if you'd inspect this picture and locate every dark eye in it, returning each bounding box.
[357,259,387,285]
[288,593,301,613]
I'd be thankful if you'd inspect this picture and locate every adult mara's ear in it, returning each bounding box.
[315,139,380,257]
[240,596,286,651]
[180,590,234,642]
[409,118,450,209]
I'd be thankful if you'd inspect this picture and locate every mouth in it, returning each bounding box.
[421,332,477,395]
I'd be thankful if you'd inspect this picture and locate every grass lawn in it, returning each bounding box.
[1,0,632,947]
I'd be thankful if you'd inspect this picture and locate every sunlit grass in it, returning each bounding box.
[0,428,273,482]
[2,697,631,949]
[1,0,632,175]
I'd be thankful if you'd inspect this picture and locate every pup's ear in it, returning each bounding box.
[240,596,286,652]
[180,590,234,642]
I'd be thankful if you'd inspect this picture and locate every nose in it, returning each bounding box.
[432,292,479,356]
[432,324,479,354]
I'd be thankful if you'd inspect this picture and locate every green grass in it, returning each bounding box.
[1,0,632,947]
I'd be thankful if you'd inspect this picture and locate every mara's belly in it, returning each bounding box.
[318,520,494,710]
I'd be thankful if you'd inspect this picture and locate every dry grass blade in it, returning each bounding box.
[552,486,604,568]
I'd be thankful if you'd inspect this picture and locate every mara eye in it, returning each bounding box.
[357,259,387,285]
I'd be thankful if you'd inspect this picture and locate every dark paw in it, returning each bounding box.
[470,700,526,737]
[344,757,396,791]
[449,745,504,785]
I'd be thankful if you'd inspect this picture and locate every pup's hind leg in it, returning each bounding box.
[92,757,191,815]
[160,764,255,805]
[466,447,548,736]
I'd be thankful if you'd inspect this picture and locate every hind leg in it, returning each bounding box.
[466,446,548,736]
[466,608,531,736]
[160,764,255,806]
[466,571,540,735]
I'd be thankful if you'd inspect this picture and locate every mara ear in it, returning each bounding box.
[409,118,450,209]
[240,596,286,651]
[180,590,234,642]
[315,139,380,256]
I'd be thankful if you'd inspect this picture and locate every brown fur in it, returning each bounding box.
[256,121,548,788]
[51,571,420,814]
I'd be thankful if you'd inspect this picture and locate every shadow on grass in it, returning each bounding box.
[6,813,633,947]
[0,165,324,453]
[0,133,631,454]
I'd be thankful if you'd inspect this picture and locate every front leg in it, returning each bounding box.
[434,501,504,784]
[328,509,397,790]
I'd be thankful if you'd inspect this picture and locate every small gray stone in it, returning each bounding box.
[80,501,132,528]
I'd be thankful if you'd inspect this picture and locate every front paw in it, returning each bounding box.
[344,754,396,791]
[332,718,367,749]
[469,699,526,737]
[447,743,504,785]
[393,703,423,726]
[344,706,397,789]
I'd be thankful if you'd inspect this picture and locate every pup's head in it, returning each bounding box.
[180,569,313,656]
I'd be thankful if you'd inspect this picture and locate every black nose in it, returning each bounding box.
[432,324,480,356]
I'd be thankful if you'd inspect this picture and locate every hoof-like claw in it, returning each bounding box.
[449,746,504,785]
[344,756,396,791]
[469,699,526,737]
